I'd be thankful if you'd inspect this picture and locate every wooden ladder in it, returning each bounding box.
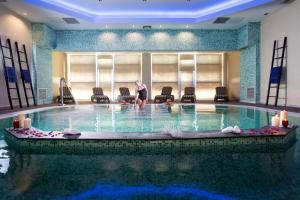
[15,42,37,107]
[0,37,22,109]
[266,37,287,107]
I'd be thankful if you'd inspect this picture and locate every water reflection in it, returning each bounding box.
[1,105,300,199]
[24,104,271,133]
[0,148,9,174]
[0,148,299,199]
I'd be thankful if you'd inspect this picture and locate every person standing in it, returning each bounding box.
[135,80,148,109]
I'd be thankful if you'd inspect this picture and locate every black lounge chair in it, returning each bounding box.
[181,87,196,103]
[57,86,76,104]
[214,87,229,102]
[154,86,174,103]
[91,87,110,103]
[118,87,135,103]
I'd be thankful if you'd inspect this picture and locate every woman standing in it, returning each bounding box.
[135,80,148,109]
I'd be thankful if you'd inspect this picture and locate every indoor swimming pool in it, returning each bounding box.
[1,104,298,133]
[0,104,300,199]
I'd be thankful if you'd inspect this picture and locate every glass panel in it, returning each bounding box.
[69,55,96,100]
[196,54,222,100]
[152,54,178,99]
[98,54,113,99]
[113,54,141,99]
[180,71,194,97]
[196,82,221,100]
[71,82,95,100]
[179,54,195,97]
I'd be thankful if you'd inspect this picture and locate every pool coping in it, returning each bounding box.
[4,125,298,141]
[3,126,298,154]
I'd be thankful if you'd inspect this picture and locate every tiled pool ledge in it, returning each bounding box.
[3,126,298,154]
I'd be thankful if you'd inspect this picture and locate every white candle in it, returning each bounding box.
[272,114,280,127]
[18,113,25,128]
[279,110,288,126]
[24,118,32,129]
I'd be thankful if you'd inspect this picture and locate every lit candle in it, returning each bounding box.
[280,110,288,127]
[13,119,20,129]
[18,113,25,128]
[282,120,289,128]
[24,118,32,129]
[271,114,280,127]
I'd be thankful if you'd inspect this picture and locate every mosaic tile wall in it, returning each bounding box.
[4,132,293,154]
[32,23,56,49]
[239,23,261,103]
[32,46,53,104]
[56,29,238,52]
[237,25,249,49]
[31,22,261,104]
[32,24,56,104]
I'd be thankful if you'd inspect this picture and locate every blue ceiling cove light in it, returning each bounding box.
[56,183,237,200]
[24,0,273,23]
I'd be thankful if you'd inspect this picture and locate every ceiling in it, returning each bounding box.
[0,0,289,30]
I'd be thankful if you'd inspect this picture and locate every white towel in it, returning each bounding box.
[62,128,81,135]
[233,125,242,134]
[221,126,234,133]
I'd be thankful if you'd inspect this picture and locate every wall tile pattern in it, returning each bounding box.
[56,29,238,52]
[4,131,294,154]
[31,23,261,103]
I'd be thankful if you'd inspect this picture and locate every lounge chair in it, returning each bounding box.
[181,87,196,103]
[118,87,135,103]
[57,86,76,104]
[214,87,229,102]
[154,86,174,103]
[91,87,110,103]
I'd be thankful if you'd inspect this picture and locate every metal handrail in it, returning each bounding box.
[59,77,66,106]
[59,77,77,105]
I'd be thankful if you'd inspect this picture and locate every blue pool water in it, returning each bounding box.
[1,104,294,133]
[1,104,300,199]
